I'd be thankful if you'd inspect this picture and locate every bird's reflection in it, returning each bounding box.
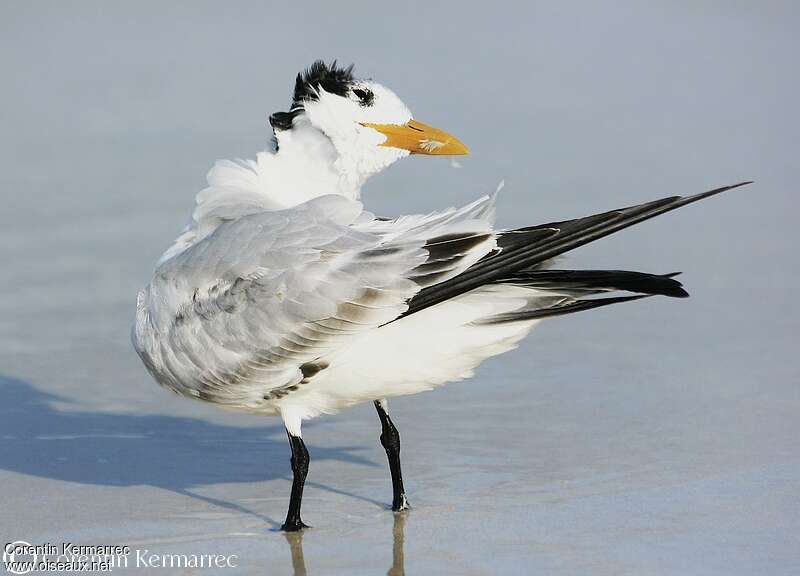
[388,512,406,576]
[284,531,308,576]
[284,512,407,576]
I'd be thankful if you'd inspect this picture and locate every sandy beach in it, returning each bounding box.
[2,3,798,574]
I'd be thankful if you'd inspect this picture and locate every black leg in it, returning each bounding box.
[282,430,311,531]
[374,400,410,511]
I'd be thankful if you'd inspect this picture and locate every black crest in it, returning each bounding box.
[269,60,356,132]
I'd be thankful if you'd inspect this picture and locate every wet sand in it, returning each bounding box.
[2,3,798,574]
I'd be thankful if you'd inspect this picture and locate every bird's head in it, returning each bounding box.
[269,61,468,187]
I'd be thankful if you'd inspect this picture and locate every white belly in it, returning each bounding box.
[270,285,541,419]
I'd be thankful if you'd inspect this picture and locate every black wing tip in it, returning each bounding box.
[719,180,754,189]
[709,180,754,192]
[670,286,691,298]
[658,273,690,298]
[475,293,654,324]
[689,180,753,201]
[499,269,690,298]
[400,180,747,319]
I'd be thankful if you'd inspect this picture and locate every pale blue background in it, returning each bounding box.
[1,2,798,574]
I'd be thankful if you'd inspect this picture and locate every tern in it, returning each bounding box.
[133,61,750,531]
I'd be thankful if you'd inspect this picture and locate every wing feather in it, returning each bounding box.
[134,193,498,408]
[401,182,751,317]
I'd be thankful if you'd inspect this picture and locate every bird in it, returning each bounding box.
[132,60,750,531]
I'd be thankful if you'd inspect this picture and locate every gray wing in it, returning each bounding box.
[134,194,496,408]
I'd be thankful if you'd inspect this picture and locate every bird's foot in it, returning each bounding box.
[281,519,311,532]
[391,494,410,512]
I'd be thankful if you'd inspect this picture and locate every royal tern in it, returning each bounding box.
[133,61,750,531]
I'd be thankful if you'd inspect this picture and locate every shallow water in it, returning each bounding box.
[2,3,799,574]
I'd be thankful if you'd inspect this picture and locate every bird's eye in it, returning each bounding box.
[352,88,374,107]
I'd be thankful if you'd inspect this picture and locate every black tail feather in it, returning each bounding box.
[402,181,751,318]
[497,269,690,298]
[474,294,652,324]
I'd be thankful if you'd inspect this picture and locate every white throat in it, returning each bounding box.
[271,116,367,203]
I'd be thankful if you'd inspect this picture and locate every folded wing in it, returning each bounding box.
[133,193,497,408]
